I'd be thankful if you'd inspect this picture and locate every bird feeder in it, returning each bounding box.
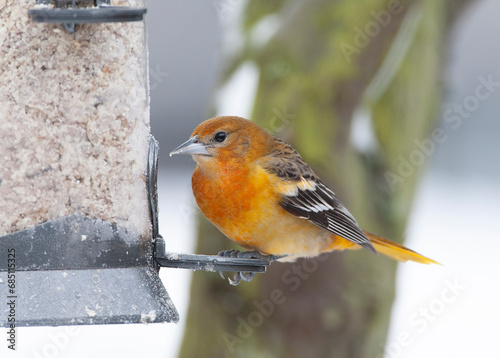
[28,0,147,34]
[0,0,268,328]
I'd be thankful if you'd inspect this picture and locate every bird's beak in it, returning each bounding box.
[169,135,210,157]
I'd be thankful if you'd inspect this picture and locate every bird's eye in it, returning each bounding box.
[214,131,227,143]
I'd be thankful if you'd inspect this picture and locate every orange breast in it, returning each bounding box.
[192,163,270,248]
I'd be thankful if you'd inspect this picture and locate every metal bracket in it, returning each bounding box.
[146,136,271,274]
[155,237,269,273]
[29,0,147,34]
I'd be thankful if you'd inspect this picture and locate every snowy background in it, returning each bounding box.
[387,1,500,357]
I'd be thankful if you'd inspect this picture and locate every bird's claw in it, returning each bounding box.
[217,249,286,286]
[227,271,256,286]
[218,249,285,261]
[217,249,241,259]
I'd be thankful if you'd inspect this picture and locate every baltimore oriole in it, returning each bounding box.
[170,116,438,285]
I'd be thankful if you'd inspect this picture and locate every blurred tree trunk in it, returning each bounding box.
[180,1,471,357]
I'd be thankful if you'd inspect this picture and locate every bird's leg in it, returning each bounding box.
[217,249,287,286]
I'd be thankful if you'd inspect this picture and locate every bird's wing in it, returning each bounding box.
[262,139,376,253]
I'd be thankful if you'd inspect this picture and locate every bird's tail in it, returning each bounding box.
[363,231,439,265]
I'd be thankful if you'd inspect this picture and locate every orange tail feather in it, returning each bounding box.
[363,231,439,265]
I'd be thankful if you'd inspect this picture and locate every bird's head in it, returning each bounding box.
[170,116,273,165]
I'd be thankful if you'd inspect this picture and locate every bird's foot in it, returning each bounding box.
[217,249,286,286]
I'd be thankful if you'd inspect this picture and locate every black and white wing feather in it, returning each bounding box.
[263,138,376,253]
